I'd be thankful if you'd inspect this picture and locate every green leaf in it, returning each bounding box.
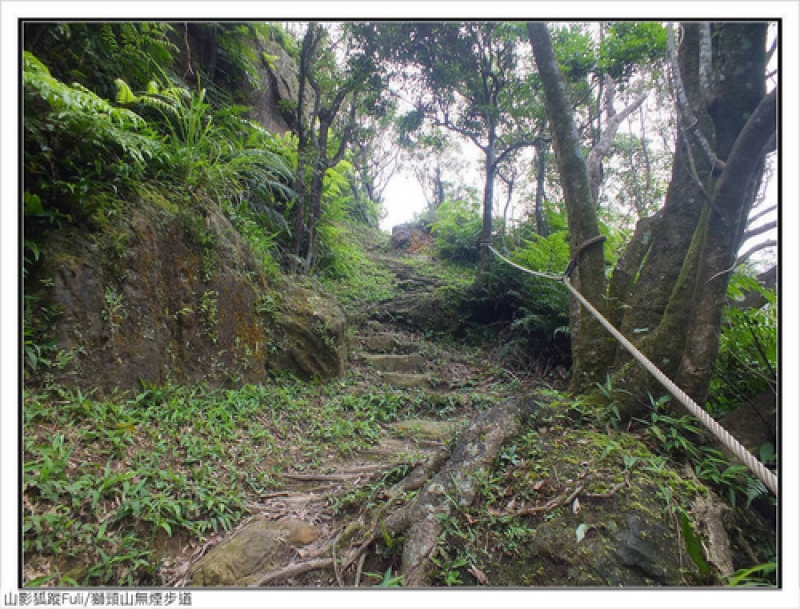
[759,442,775,464]
[726,561,776,587]
[114,78,138,104]
[24,192,44,216]
[680,511,709,576]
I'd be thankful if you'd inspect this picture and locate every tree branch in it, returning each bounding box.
[586,85,648,203]
[431,115,488,154]
[747,204,777,226]
[735,239,777,268]
[494,136,541,166]
[698,23,713,99]
[742,219,777,242]
[667,23,724,174]
[714,87,777,214]
[326,101,357,169]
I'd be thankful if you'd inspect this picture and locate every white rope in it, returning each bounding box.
[486,245,563,281]
[563,278,777,496]
[484,244,778,496]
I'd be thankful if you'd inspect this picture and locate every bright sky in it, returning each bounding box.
[380,170,427,231]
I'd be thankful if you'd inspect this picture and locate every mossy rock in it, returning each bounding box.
[27,194,347,392]
[266,282,347,380]
[189,517,319,587]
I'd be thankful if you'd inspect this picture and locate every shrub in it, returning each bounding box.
[431,198,483,264]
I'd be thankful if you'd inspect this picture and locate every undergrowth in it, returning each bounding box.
[22,375,484,587]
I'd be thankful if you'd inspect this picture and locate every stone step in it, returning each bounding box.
[380,372,431,389]
[364,353,427,374]
[356,333,414,354]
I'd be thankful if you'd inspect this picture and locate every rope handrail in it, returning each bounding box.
[484,243,778,496]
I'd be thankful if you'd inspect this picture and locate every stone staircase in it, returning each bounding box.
[358,336,432,389]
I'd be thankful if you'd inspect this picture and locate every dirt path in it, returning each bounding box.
[170,244,534,587]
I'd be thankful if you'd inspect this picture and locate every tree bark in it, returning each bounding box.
[676,86,775,404]
[478,138,497,274]
[528,22,615,391]
[610,22,772,417]
[534,139,549,236]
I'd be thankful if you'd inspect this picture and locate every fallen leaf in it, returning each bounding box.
[468,565,489,585]
[572,497,581,514]
[533,480,546,491]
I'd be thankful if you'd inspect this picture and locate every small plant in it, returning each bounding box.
[431,552,469,586]
[726,560,777,587]
[198,290,219,343]
[364,567,405,587]
[102,286,127,332]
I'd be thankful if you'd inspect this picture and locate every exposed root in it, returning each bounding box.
[252,397,539,587]
[253,558,334,586]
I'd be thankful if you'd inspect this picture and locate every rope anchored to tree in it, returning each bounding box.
[484,242,778,497]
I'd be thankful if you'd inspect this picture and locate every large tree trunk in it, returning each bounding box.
[528,22,616,392]
[290,23,320,273]
[610,23,772,417]
[529,22,773,417]
[676,88,775,404]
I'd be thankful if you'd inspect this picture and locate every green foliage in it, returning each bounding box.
[465,221,571,370]
[23,377,433,585]
[24,23,177,101]
[640,395,770,509]
[431,198,483,264]
[597,23,667,85]
[550,24,597,81]
[680,510,710,578]
[364,567,405,587]
[23,51,158,223]
[549,22,666,87]
[726,560,777,587]
[24,45,297,279]
[708,272,776,416]
[118,80,295,205]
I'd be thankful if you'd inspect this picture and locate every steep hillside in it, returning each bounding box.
[26,193,347,393]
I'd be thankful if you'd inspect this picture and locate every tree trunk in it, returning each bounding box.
[609,23,772,417]
[290,23,319,273]
[675,86,775,404]
[528,22,615,392]
[533,139,549,237]
[614,24,712,350]
[529,22,773,415]
[478,143,497,274]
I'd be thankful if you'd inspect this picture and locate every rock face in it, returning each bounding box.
[171,24,298,135]
[390,223,433,252]
[244,40,299,135]
[29,194,346,392]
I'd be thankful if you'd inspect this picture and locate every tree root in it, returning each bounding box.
[253,396,540,587]
[253,558,334,586]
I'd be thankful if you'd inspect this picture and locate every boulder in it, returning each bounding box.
[267,283,348,380]
[390,223,433,252]
[189,517,319,586]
